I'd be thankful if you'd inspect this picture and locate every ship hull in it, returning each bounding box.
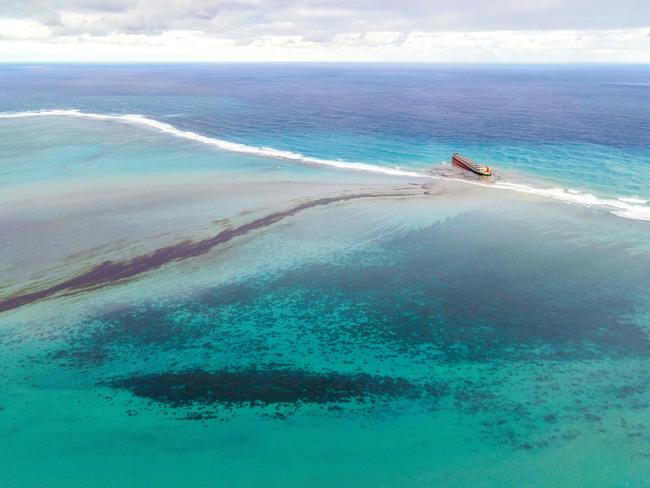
[451,154,491,176]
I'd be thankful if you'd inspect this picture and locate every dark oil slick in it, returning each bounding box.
[0,190,418,313]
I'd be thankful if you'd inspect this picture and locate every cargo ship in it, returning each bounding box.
[451,153,492,176]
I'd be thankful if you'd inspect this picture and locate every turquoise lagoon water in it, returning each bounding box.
[1,65,650,487]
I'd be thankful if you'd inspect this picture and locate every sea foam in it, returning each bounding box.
[1,109,649,222]
[0,109,422,178]
[618,196,648,205]
[491,182,650,222]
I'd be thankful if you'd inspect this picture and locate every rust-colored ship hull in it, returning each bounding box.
[452,153,492,176]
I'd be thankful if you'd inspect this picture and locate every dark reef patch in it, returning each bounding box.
[104,367,447,422]
[258,212,650,361]
[46,283,261,369]
[107,368,425,411]
[51,346,110,368]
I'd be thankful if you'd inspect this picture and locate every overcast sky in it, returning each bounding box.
[1,0,649,62]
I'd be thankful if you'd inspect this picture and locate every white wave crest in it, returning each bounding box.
[618,196,648,205]
[1,109,649,222]
[492,182,650,222]
[0,109,423,178]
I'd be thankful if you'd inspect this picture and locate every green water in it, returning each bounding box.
[2,117,650,487]
[3,192,650,486]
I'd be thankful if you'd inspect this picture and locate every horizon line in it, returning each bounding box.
[1,60,650,65]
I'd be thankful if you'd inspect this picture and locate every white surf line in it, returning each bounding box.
[0,109,423,178]
[618,196,648,205]
[2,109,649,222]
[446,176,650,222]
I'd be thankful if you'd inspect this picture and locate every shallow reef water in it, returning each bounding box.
[3,188,650,486]
[2,64,650,487]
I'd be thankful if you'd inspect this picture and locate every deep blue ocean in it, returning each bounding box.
[1,63,650,204]
[1,64,650,487]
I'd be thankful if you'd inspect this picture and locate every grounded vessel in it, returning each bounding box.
[451,153,492,176]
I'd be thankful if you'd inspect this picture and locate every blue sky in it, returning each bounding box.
[0,0,649,62]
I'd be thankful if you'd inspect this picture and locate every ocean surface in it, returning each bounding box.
[1,64,650,487]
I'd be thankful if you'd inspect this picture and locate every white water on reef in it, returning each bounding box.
[2,109,650,222]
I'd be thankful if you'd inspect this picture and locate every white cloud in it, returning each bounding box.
[0,18,51,40]
[0,1,649,61]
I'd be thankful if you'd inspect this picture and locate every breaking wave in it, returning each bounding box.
[0,109,421,178]
[618,196,648,205]
[1,109,649,222]
[491,182,650,222]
